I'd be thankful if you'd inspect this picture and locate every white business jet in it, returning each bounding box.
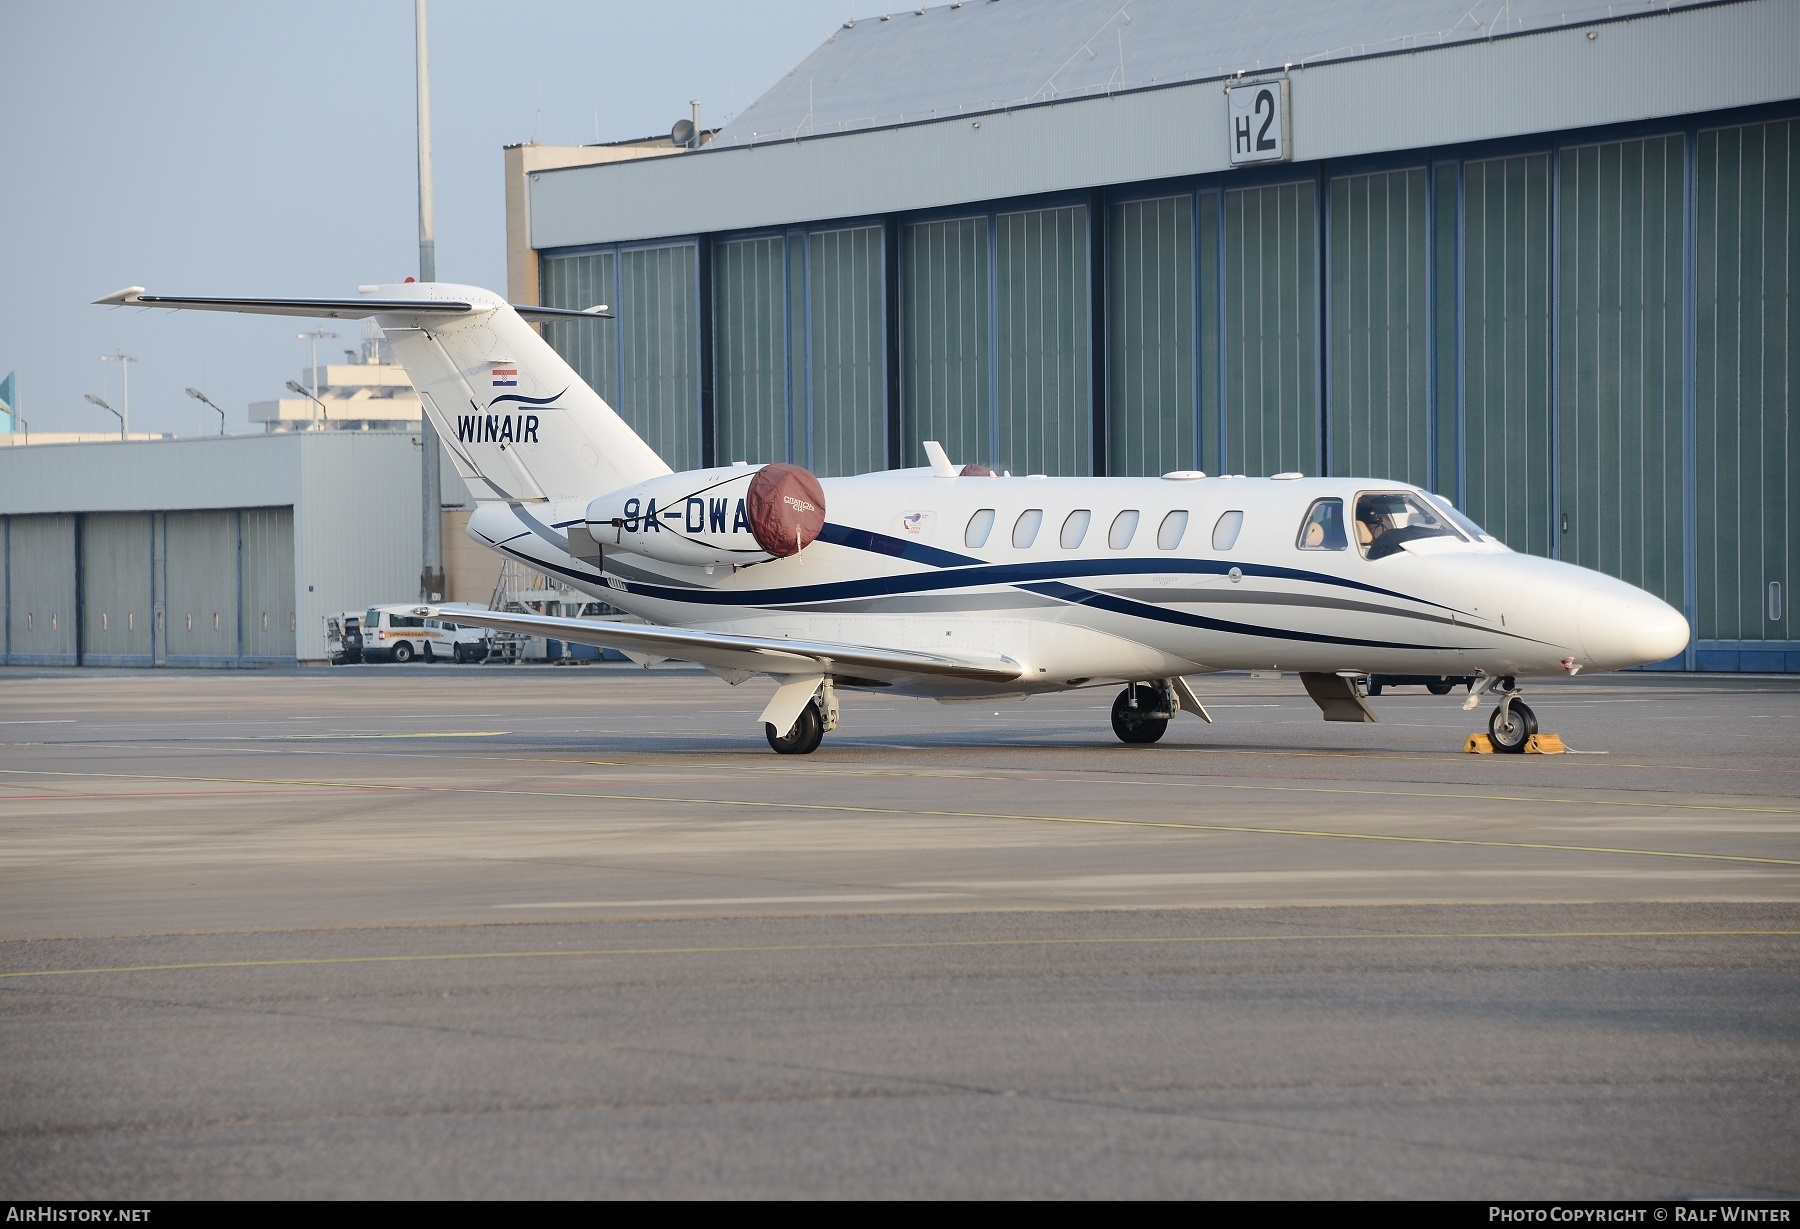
[98,281,1690,754]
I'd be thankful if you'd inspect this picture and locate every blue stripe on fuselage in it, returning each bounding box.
[495,513,1493,651]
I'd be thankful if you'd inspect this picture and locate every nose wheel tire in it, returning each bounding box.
[766,700,826,755]
[1488,699,1538,753]
[1111,685,1170,745]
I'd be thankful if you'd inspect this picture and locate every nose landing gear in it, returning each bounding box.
[1482,677,1538,754]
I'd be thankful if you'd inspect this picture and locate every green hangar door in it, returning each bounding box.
[1695,119,1798,653]
[1556,135,1686,616]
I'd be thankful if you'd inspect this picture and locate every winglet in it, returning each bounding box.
[94,286,147,307]
[922,440,957,478]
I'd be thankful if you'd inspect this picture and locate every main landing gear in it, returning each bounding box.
[1111,682,1175,745]
[1477,676,1538,754]
[763,678,839,755]
[765,699,826,755]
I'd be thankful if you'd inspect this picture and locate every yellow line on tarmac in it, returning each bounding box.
[2,768,1798,867]
[3,929,1795,981]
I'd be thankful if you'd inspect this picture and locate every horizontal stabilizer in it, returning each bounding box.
[93,288,609,323]
[427,606,1024,684]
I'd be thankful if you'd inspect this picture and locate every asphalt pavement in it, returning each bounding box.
[1,666,1795,1197]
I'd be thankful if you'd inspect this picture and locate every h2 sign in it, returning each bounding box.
[1226,79,1290,166]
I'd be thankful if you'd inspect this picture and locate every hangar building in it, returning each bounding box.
[0,433,494,666]
[508,0,1799,672]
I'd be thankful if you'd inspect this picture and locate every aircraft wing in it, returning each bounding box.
[430,607,1025,684]
[93,288,608,323]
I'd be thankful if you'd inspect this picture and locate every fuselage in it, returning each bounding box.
[468,470,1690,697]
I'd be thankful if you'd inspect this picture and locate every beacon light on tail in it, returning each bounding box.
[99,280,1690,755]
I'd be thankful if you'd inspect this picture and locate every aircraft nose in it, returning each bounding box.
[1578,586,1690,670]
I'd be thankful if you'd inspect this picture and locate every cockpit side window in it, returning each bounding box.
[1354,491,1464,559]
[1296,499,1348,551]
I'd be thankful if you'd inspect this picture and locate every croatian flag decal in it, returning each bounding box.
[491,368,518,388]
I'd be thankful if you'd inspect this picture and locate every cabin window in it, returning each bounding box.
[1354,491,1462,559]
[1156,510,1189,550]
[1297,499,1347,550]
[965,508,996,548]
[1212,510,1244,551]
[1109,510,1140,550]
[1012,509,1044,548]
[1060,510,1092,549]
[128,612,135,632]
[102,613,109,632]
[212,612,220,631]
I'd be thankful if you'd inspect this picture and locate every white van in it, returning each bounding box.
[361,605,491,663]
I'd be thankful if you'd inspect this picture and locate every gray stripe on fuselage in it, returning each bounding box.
[762,592,1060,615]
[1107,587,1466,628]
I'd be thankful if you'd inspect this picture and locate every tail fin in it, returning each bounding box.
[383,285,669,501]
[92,281,669,501]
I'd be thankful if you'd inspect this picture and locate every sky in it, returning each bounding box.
[0,1,852,438]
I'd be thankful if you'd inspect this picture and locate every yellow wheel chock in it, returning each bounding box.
[1464,732,1566,754]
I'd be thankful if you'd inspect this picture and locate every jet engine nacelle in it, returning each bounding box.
[586,462,826,569]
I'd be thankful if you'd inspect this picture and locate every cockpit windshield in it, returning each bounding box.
[1353,492,1465,559]
[1421,492,1496,543]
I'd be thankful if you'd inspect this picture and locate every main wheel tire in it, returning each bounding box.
[765,700,825,755]
[452,644,466,664]
[1427,680,1454,695]
[1111,684,1169,745]
[1367,680,1384,696]
[1488,699,1538,753]
[391,641,415,664]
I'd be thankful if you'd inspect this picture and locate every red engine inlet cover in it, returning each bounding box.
[745,463,826,557]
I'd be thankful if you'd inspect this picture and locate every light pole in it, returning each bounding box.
[297,326,340,410]
[416,0,444,603]
[285,380,328,428]
[99,350,137,434]
[84,392,124,439]
[186,387,226,436]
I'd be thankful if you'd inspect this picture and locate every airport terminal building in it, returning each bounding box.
[510,0,1798,672]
